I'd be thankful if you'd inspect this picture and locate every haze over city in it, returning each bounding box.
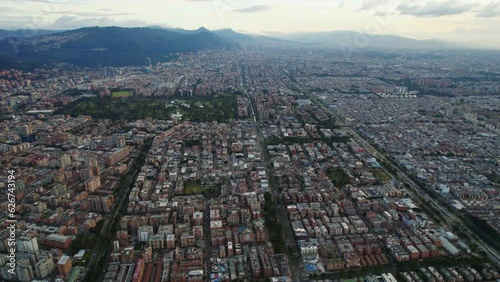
[1,0,500,49]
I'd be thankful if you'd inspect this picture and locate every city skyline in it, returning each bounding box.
[1,0,500,49]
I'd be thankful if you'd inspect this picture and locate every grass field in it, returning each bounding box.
[184,181,205,194]
[82,250,92,261]
[372,169,393,183]
[487,174,500,184]
[112,91,133,98]
[326,167,352,188]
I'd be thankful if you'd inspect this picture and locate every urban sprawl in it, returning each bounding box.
[0,48,499,282]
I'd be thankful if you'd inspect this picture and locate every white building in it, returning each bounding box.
[137,225,154,242]
[35,253,55,278]
[16,236,39,252]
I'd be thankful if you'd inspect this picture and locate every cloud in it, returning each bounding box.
[397,1,475,17]
[0,0,73,3]
[358,0,393,11]
[0,6,17,12]
[356,0,402,16]
[233,5,270,13]
[0,17,54,30]
[48,15,148,29]
[51,11,134,17]
[477,2,500,17]
[438,25,500,49]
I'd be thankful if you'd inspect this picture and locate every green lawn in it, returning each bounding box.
[372,169,393,183]
[184,181,205,194]
[112,91,133,98]
[82,250,92,261]
[487,174,500,184]
[326,167,352,188]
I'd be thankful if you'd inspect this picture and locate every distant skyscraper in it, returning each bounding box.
[114,136,126,148]
[103,67,116,78]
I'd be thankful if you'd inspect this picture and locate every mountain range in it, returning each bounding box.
[0,26,455,69]
[275,31,448,50]
[0,29,62,39]
[0,26,236,69]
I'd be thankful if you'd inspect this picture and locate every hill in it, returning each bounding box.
[214,28,297,47]
[0,29,62,39]
[275,30,451,50]
[0,27,463,69]
[0,26,235,69]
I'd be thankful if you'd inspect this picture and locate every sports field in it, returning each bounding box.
[111,91,133,98]
[184,181,205,194]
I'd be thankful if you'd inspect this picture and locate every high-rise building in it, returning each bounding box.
[166,234,175,249]
[148,234,164,250]
[19,125,33,135]
[56,154,71,168]
[16,259,35,282]
[16,251,39,267]
[87,195,114,213]
[114,136,126,148]
[103,67,116,77]
[53,172,66,183]
[16,236,39,252]
[0,265,17,281]
[79,168,93,180]
[84,176,102,193]
[113,240,120,253]
[35,253,55,278]
[137,226,153,242]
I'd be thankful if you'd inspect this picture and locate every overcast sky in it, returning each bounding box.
[1,0,500,48]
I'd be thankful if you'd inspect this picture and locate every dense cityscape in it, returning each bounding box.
[0,45,499,282]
